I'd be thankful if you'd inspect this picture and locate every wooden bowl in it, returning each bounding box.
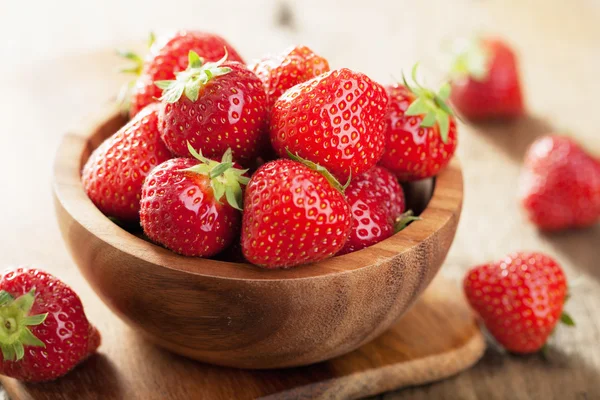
[52,104,464,369]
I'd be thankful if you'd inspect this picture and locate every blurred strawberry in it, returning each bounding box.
[519,135,600,231]
[449,37,524,120]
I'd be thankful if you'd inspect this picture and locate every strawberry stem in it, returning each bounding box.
[560,312,575,327]
[286,149,347,193]
[155,50,232,103]
[402,63,455,143]
[0,289,47,362]
[184,143,250,211]
[115,31,157,115]
[394,210,421,233]
[449,37,491,82]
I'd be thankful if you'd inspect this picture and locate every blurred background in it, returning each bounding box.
[1,0,600,399]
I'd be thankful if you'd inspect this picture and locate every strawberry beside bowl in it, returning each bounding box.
[52,105,463,369]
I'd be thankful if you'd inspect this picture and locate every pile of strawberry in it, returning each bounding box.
[82,31,458,269]
[0,33,594,385]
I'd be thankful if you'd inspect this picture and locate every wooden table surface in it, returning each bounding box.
[1,0,600,399]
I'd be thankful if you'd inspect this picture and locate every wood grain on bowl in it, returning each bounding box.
[52,104,464,369]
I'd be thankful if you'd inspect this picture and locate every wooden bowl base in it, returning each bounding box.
[0,276,484,400]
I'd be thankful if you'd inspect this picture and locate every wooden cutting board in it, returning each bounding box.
[0,277,484,400]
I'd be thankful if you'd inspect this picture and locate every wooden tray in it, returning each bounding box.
[0,277,484,400]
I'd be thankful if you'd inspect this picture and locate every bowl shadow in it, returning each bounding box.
[467,114,556,162]
[541,225,600,282]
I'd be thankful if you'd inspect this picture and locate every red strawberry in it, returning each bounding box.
[519,135,600,231]
[338,166,408,255]
[82,103,171,222]
[464,252,574,354]
[449,37,524,120]
[125,31,244,118]
[270,68,389,182]
[0,267,100,382]
[364,166,406,219]
[241,156,352,268]
[157,51,268,166]
[140,145,249,257]
[379,66,458,181]
[250,45,330,109]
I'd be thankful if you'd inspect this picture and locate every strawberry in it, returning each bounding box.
[449,37,524,120]
[338,166,409,255]
[123,31,245,118]
[140,145,249,257]
[364,166,407,220]
[250,45,330,109]
[0,267,100,382]
[464,252,574,354]
[379,66,458,181]
[269,68,389,182]
[157,51,268,166]
[241,156,352,268]
[519,135,600,231]
[82,103,171,222]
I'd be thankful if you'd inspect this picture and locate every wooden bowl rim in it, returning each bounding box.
[53,104,463,282]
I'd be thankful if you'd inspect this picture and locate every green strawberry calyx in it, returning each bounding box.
[116,32,156,76]
[0,289,48,362]
[184,143,250,211]
[286,150,350,193]
[449,37,491,82]
[402,63,455,143]
[155,50,232,103]
[540,292,575,356]
[394,210,421,233]
[116,32,156,114]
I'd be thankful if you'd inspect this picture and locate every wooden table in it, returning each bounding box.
[1,0,599,398]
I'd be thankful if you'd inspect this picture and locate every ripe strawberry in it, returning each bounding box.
[379,66,458,181]
[82,103,171,222]
[365,166,406,220]
[519,135,600,231]
[0,267,100,382]
[250,45,330,109]
[464,252,574,354]
[241,156,352,268]
[338,166,409,255]
[449,37,524,120]
[140,145,249,257]
[123,31,244,118]
[157,51,268,166]
[270,68,389,182]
